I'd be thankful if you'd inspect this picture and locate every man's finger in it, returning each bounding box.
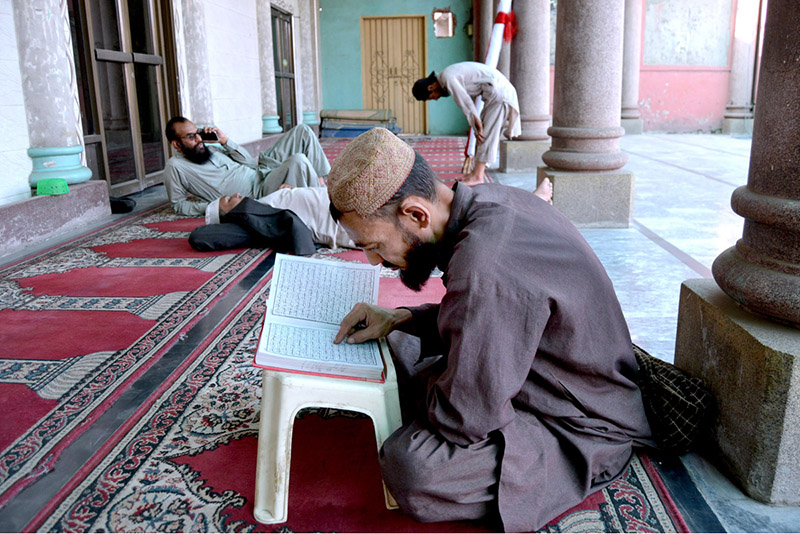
[334,305,366,344]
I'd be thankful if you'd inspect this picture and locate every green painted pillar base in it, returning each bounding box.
[303,111,320,125]
[262,115,282,134]
[28,145,93,186]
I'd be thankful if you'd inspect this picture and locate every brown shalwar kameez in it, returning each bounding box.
[379,182,654,532]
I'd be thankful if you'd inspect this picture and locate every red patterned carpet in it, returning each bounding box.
[26,244,689,532]
[0,137,697,532]
[0,207,269,509]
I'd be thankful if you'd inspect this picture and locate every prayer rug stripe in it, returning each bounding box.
[24,260,277,532]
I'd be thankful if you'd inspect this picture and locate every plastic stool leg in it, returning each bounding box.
[253,372,296,524]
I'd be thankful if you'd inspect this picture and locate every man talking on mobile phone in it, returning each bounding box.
[163,116,329,217]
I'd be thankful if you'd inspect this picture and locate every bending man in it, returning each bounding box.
[326,128,653,531]
[413,61,520,186]
[164,117,329,216]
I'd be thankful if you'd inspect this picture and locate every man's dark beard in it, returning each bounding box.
[394,230,439,292]
[182,142,211,164]
[439,86,450,97]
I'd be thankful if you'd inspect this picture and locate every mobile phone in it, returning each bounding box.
[199,130,219,142]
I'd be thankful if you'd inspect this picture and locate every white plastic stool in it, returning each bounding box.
[253,339,401,524]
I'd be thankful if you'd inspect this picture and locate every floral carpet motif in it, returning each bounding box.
[31,248,688,533]
[0,206,270,507]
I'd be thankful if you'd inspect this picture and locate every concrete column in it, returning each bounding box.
[500,0,550,173]
[539,0,632,227]
[477,0,493,61]
[675,0,800,505]
[620,0,643,135]
[298,0,321,133]
[723,0,759,136]
[181,0,213,126]
[12,0,91,186]
[257,0,280,134]
[713,0,800,327]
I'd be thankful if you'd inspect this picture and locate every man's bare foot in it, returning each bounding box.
[458,160,487,186]
[534,177,553,204]
[457,170,485,186]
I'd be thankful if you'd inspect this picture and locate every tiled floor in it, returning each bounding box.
[3,133,799,532]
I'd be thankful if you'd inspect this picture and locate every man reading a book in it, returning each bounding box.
[326,128,653,532]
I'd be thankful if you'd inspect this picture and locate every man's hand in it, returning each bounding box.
[201,126,228,146]
[474,117,486,143]
[333,303,412,345]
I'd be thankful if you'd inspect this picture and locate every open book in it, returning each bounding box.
[254,253,386,382]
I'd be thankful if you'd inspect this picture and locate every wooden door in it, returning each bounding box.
[361,16,427,134]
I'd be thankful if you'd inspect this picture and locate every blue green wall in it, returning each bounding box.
[319,0,473,135]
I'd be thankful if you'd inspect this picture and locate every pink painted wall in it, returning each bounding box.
[639,68,731,132]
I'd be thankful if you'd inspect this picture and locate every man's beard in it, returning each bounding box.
[182,142,211,164]
[391,227,439,292]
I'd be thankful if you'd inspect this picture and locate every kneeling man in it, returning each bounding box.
[327,128,653,531]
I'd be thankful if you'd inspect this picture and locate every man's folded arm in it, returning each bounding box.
[217,140,256,167]
[164,165,210,217]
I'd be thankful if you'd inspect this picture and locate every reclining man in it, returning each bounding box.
[188,186,354,254]
[164,117,329,216]
[326,128,653,531]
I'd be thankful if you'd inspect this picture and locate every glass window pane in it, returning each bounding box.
[91,0,122,51]
[85,141,106,183]
[96,61,136,185]
[127,0,155,54]
[68,0,97,135]
[134,63,165,174]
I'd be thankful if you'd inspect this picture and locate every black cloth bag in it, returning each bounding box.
[633,344,714,455]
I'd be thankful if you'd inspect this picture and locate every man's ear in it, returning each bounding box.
[398,198,430,229]
[171,139,181,153]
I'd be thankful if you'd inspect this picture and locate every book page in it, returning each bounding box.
[261,323,380,367]
[256,254,384,380]
[267,254,380,327]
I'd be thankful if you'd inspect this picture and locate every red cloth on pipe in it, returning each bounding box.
[494,10,518,43]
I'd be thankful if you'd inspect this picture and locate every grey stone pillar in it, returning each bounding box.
[713,0,800,327]
[620,0,643,135]
[497,40,511,78]
[723,0,759,136]
[539,0,632,227]
[500,0,551,173]
[182,0,213,126]
[675,0,800,505]
[298,0,321,132]
[477,0,493,61]
[257,0,281,134]
[13,0,91,186]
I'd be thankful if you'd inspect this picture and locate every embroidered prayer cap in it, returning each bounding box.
[205,198,221,225]
[327,127,415,217]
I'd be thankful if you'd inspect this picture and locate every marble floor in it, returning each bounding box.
[3,133,799,532]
